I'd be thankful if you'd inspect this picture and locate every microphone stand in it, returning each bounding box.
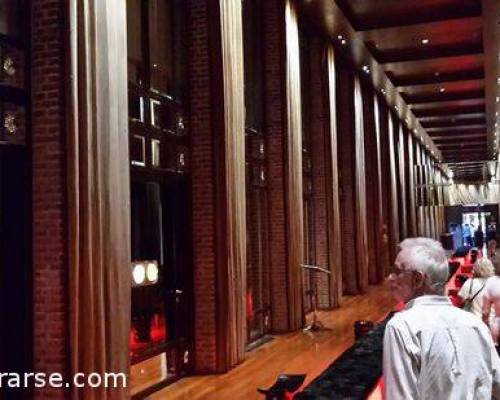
[301,264,331,332]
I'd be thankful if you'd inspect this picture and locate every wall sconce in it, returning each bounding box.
[132,260,159,287]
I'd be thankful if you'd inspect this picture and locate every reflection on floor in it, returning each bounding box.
[149,283,396,400]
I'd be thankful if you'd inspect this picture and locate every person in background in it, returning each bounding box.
[384,238,500,400]
[450,223,462,250]
[458,258,494,319]
[475,224,485,250]
[483,260,500,349]
[488,223,498,259]
[463,223,473,247]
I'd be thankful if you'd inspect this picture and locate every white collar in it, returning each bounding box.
[405,295,452,310]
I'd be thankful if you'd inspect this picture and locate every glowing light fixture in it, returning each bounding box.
[132,263,146,286]
[146,262,159,284]
[132,260,160,287]
[439,87,446,93]
[421,38,430,45]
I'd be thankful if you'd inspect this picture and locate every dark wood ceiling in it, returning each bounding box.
[334,0,490,181]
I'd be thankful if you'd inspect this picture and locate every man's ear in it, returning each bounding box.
[413,270,426,287]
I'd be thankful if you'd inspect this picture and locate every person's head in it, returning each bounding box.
[389,238,448,303]
[398,237,444,254]
[473,258,494,278]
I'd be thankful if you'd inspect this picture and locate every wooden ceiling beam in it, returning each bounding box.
[433,134,486,142]
[389,69,485,87]
[419,112,485,122]
[413,105,486,117]
[428,128,485,137]
[421,117,485,128]
[426,124,486,133]
[371,42,482,64]
[334,0,482,31]
[403,89,484,104]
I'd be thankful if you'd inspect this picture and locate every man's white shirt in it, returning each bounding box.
[383,295,500,399]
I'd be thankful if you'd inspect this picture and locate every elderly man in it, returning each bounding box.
[383,237,500,399]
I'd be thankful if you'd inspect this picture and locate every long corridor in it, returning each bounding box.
[149,284,395,400]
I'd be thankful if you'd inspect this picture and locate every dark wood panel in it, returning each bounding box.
[389,68,484,87]
[413,104,485,117]
[370,42,482,64]
[335,0,482,31]
[403,89,484,104]
[421,116,485,128]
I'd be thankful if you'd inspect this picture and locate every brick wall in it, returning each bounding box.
[361,81,380,285]
[309,37,332,309]
[336,63,359,295]
[263,0,290,332]
[31,0,68,398]
[189,0,218,373]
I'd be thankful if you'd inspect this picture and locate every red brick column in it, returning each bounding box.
[263,0,290,332]
[361,81,380,285]
[31,0,68,398]
[189,0,218,373]
[309,38,332,309]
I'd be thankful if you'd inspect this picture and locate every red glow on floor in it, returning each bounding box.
[129,313,167,357]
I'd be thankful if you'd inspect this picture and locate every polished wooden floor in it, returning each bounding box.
[149,283,395,400]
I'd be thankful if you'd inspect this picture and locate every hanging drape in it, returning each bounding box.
[374,94,391,280]
[398,125,408,238]
[448,183,500,205]
[388,113,400,250]
[218,0,247,366]
[67,1,130,399]
[285,0,304,330]
[408,134,417,236]
[353,76,369,292]
[326,45,343,306]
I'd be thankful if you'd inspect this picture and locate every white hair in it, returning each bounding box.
[399,237,444,253]
[473,258,495,278]
[396,238,449,294]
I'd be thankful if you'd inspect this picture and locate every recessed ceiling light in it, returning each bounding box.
[421,39,430,45]
[440,87,446,93]
[337,34,343,40]
[341,39,347,45]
